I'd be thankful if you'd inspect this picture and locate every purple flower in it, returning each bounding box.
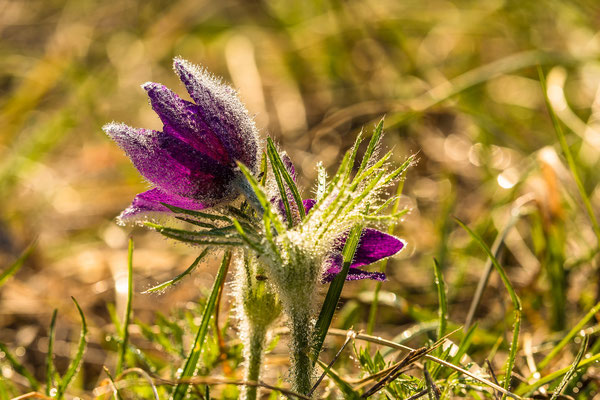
[104,58,260,221]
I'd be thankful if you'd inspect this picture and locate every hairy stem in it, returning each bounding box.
[242,324,267,400]
[289,307,314,396]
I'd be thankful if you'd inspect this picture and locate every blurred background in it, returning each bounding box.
[2,0,600,396]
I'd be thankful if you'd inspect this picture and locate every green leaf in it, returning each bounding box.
[549,335,589,400]
[236,161,285,234]
[171,251,232,400]
[231,218,263,253]
[143,248,209,294]
[144,222,244,246]
[102,366,123,400]
[537,299,600,371]
[455,218,521,399]
[57,297,87,399]
[161,203,232,222]
[538,67,600,248]
[357,118,384,175]
[516,351,600,396]
[266,138,305,220]
[0,241,35,287]
[116,238,134,375]
[0,343,39,391]
[45,309,58,396]
[315,162,327,203]
[266,139,294,226]
[433,259,447,341]
[450,323,477,366]
[311,224,363,363]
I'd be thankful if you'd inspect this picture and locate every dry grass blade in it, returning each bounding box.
[486,360,501,400]
[9,393,54,400]
[309,330,356,396]
[94,376,310,400]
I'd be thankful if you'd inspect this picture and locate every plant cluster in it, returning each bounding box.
[104,58,410,399]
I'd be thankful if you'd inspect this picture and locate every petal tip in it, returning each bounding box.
[102,122,128,138]
[172,57,194,78]
[141,81,160,92]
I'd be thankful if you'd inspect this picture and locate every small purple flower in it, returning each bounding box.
[104,58,260,221]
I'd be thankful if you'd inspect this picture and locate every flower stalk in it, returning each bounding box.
[236,253,281,400]
[243,323,267,400]
[289,305,315,396]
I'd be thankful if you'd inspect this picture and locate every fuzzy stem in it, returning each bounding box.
[243,324,267,400]
[289,307,314,396]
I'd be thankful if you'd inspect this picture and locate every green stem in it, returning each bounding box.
[243,324,267,400]
[290,307,314,396]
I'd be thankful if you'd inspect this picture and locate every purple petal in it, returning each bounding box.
[142,82,231,165]
[281,154,297,181]
[103,122,237,203]
[323,228,405,282]
[349,228,406,268]
[322,269,387,283]
[303,199,316,214]
[172,58,260,173]
[119,188,208,221]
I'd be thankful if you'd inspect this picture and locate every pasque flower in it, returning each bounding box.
[103,57,260,222]
[105,57,411,398]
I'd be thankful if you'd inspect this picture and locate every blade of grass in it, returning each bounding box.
[116,239,134,375]
[103,366,123,400]
[56,297,87,399]
[45,309,58,396]
[464,211,520,332]
[311,224,363,364]
[315,359,360,400]
[455,218,521,400]
[143,249,210,294]
[0,343,40,391]
[538,66,600,248]
[433,259,447,341]
[450,323,477,366]
[516,351,600,396]
[537,299,600,371]
[0,241,36,287]
[310,331,355,396]
[549,335,588,400]
[171,250,232,400]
